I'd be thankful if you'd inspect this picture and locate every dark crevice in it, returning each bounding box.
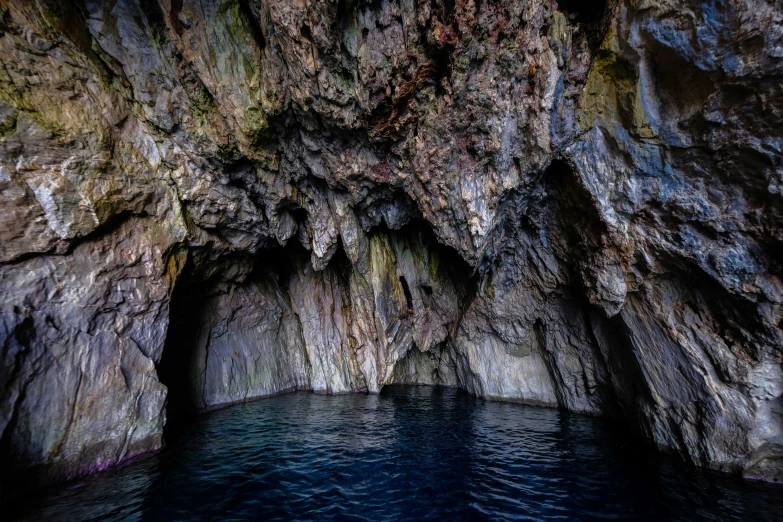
[399,276,413,312]
[169,0,185,36]
[300,24,312,42]
[644,35,716,115]
[138,0,169,44]
[765,237,783,279]
[0,347,46,502]
[238,0,266,50]
[334,0,368,34]
[419,0,457,92]
[393,219,479,335]
[38,0,94,56]
[0,321,35,458]
[557,0,614,52]
[594,308,664,441]
[259,238,312,288]
[0,7,12,38]
[533,318,567,409]
[336,0,348,24]
[37,0,129,86]
[582,307,640,419]
[546,157,610,290]
[557,0,607,26]
[158,253,202,442]
[328,240,356,303]
[429,45,453,94]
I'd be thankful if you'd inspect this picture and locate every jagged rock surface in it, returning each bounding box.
[0,0,781,496]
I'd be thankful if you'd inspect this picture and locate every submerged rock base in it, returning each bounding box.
[1,0,782,499]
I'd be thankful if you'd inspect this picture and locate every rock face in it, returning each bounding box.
[0,0,781,496]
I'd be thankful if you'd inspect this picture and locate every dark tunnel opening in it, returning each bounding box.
[157,254,203,443]
[158,239,314,443]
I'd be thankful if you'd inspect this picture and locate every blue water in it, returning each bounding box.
[9,386,783,521]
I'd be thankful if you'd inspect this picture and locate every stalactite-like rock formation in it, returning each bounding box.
[0,0,781,498]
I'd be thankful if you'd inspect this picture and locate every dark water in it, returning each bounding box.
[9,387,783,521]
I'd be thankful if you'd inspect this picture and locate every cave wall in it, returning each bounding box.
[0,217,183,485]
[175,223,471,407]
[0,0,781,495]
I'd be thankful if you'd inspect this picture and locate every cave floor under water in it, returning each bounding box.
[9,386,783,521]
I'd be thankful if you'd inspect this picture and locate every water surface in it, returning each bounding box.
[10,386,783,521]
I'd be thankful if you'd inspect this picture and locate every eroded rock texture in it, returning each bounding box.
[0,0,781,496]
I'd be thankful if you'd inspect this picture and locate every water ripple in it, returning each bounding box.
[8,386,783,521]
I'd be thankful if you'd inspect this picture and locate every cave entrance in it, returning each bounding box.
[156,217,480,441]
[157,240,314,442]
[158,258,203,442]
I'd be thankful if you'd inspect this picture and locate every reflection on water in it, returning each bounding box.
[9,386,783,521]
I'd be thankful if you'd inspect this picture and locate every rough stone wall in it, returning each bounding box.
[0,218,183,486]
[0,0,781,495]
